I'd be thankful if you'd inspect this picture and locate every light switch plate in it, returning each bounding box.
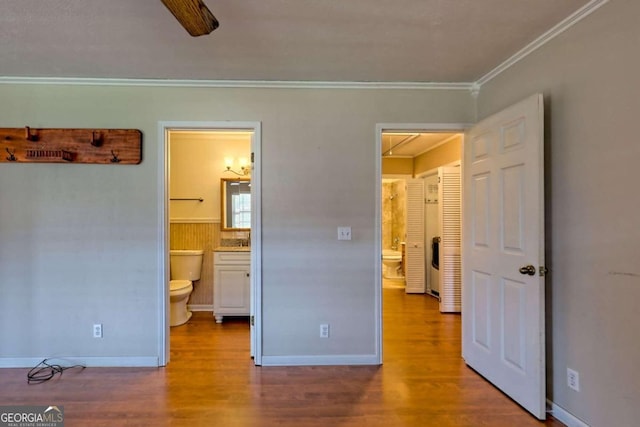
[337,226,352,240]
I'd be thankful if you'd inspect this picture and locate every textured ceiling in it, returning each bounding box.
[1,0,590,82]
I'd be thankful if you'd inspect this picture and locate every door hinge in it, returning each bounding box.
[250,315,255,326]
[539,266,549,277]
[251,152,254,163]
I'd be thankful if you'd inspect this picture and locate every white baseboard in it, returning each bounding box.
[188,304,213,312]
[0,356,159,368]
[547,399,590,427]
[261,354,380,366]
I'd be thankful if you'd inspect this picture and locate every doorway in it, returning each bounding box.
[158,121,262,366]
[377,96,546,419]
[376,123,466,364]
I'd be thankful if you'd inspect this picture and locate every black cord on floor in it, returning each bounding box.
[27,358,86,384]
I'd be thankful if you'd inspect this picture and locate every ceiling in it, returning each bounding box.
[1,0,591,83]
[382,132,459,158]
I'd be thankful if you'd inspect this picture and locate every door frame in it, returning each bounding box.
[376,122,470,363]
[157,121,262,366]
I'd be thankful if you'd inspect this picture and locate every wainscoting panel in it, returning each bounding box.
[170,222,221,306]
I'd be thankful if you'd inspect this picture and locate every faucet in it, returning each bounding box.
[240,231,251,247]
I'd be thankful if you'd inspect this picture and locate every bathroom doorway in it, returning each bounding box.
[159,121,262,366]
[381,178,407,289]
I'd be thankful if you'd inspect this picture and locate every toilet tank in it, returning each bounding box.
[170,250,204,281]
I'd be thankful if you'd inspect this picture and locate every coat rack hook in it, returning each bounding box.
[5,148,17,162]
[25,126,39,142]
[91,131,103,147]
[110,150,121,163]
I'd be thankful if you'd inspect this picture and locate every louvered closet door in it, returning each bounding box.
[439,167,461,312]
[405,179,425,293]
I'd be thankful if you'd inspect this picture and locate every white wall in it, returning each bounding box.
[0,84,473,365]
[477,0,640,424]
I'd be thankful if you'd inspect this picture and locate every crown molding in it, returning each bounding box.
[0,76,474,91]
[476,0,609,87]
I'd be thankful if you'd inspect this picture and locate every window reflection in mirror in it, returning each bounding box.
[221,178,251,230]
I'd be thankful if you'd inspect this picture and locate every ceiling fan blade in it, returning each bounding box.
[161,0,219,37]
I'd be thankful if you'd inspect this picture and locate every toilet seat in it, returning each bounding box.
[170,279,192,292]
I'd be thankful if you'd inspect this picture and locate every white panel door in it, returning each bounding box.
[438,167,461,313]
[405,179,425,294]
[462,94,546,419]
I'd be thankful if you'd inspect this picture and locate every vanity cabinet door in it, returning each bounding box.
[213,264,250,323]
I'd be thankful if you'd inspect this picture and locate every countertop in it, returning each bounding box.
[214,246,250,252]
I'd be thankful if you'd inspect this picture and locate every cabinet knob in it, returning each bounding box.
[246,273,250,277]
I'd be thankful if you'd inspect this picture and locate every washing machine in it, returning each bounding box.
[430,236,440,296]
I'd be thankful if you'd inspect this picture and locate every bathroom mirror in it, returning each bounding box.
[220,178,251,231]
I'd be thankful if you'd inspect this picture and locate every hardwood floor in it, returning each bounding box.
[0,288,564,426]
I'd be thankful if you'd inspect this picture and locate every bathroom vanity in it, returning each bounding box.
[213,248,250,323]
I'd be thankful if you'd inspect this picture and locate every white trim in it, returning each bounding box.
[0,357,159,368]
[476,0,609,86]
[375,127,383,365]
[379,123,474,133]
[547,400,590,427]
[157,123,169,367]
[261,354,379,366]
[187,304,214,312]
[158,121,263,367]
[0,76,473,91]
[250,124,263,365]
[169,218,220,224]
[415,167,440,180]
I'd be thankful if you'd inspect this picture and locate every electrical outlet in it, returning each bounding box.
[320,324,330,338]
[567,368,580,392]
[93,323,103,338]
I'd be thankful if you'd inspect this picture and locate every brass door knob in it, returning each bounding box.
[519,265,536,276]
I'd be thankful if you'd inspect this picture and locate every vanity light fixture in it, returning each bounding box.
[223,156,251,176]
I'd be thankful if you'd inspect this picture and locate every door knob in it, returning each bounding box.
[519,265,536,276]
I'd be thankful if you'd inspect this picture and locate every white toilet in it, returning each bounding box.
[382,249,403,279]
[169,249,204,327]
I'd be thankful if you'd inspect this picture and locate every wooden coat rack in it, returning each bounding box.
[0,127,142,164]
